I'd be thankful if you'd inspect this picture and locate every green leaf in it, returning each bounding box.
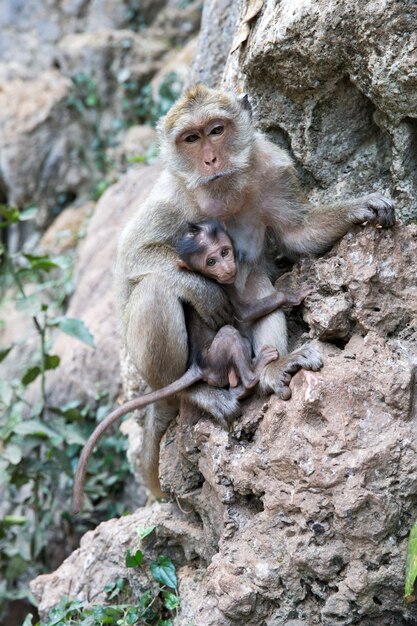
[125,548,143,568]
[52,421,86,445]
[13,420,63,445]
[127,155,147,163]
[85,93,98,107]
[125,609,141,625]
[137,525,156,540]
[91,179,110,200]
[405,521,417,603]
[3,444,23,465]
[2,515,27,526]
[0,345,13,362]
[51,408,83,421]
[15,294,43,315]
[150,556,177,589]
[21,366,41,385]
[5,554,29,579]
[105,577,126,600]
[0,204,20,226]
[22,253,60,272]
[0,379,13,405]
[54,317,95,348]
[44,354,60,370]
[139,590,151,609]
[20,614,33,626]
[19,206,38,221]
[164,591,179,611]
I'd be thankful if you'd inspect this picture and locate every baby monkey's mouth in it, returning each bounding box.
[219,271,236,284]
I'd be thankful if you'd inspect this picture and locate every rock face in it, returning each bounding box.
[0,70,88,217]
[27,1,417,625]
[0,0,201,223]
[32,225,417,625]
[42,165,161,410]
[193,0,417,223]
[0,0,201,407]
[0,0,180,73]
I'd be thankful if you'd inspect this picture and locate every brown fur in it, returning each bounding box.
[115,84,395,497]
[73,223,286,513]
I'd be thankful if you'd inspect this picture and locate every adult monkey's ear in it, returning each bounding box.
[238,93,252,118]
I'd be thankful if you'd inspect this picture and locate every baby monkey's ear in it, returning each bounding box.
[185,221,202,237]
[177,259,191,270]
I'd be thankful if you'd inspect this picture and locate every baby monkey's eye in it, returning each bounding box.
[210,125,224,136]
[221,248,230,257]
[206,258,216,266]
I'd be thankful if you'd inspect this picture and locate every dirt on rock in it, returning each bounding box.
[32,225,417,625]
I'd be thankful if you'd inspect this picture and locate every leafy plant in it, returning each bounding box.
[66,73,113,182]
[23,534,180,626]
[120,72,183,130]
[0,206,131,621]
[405,521,417,603]
[1,65,184,624]
[124,0,147,31]
[66,68,183,196]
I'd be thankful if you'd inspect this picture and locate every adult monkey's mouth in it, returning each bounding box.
[206,170,235,182]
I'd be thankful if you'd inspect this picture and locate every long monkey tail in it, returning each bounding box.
[72,365,202,514]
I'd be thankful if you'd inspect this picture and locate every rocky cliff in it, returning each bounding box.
[4,0,417,624]
[31,196,417,624]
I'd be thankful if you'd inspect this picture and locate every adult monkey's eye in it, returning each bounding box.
[207,258,216,266]
[221,248,230,257]
[185,134,199,143]
[210,125,224,136]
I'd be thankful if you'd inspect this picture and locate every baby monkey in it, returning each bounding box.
[177,219,312,324]
[72,220,310,513]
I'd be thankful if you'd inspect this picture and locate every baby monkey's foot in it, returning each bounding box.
[260,344,323,400]
[255,345,279,374]
[245,344,279,390]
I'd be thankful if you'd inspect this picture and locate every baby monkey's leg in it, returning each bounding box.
[251,345,280,383]
[203,325,253,387]
[203,326,276,389]
[234,345,279,399]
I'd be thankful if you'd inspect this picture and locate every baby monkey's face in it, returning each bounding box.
[190,231,236,284]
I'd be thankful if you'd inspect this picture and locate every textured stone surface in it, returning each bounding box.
[0,0,200,221]
[151,37,198,97]
[195,0,417,223]
[39,201,94,255]
[25,1,417,624]
[32,225,417,625]
[0,70,90,215]
[43,165,161,410]
[30,503,205,617]
[0,0,169,71]
[191,0,241,87]
[56,29,168,115]
[110,124,157,171]
[295,224,417,347]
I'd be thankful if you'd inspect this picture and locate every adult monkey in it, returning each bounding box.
[116,84,395,496]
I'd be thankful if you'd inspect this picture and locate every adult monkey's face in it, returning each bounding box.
[157,84,255,189]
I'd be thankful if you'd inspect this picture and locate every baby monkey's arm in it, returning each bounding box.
[231,285,313,324]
